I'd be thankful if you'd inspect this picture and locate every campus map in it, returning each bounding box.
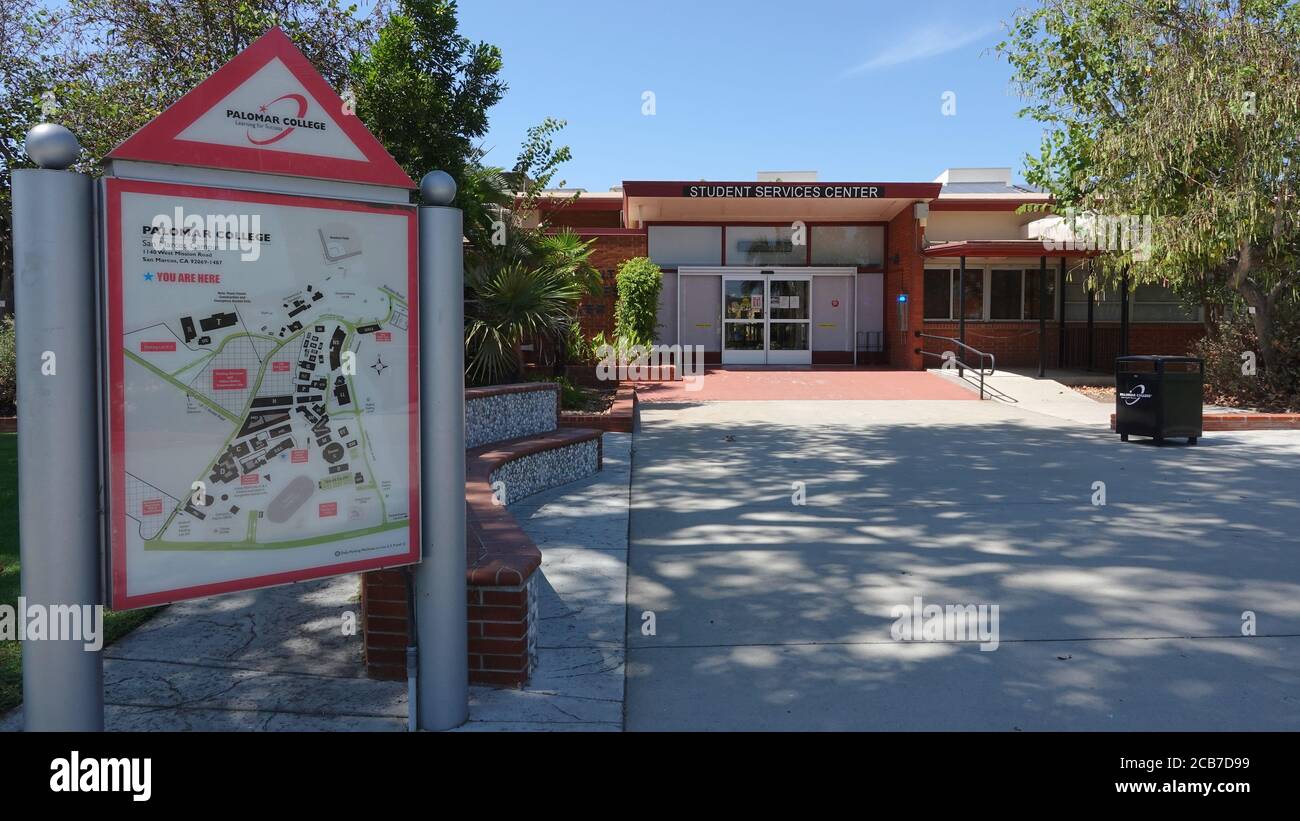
[111,184,417,602]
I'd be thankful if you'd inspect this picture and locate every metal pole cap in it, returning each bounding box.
[420,170,457,206]
[24,123,81,170]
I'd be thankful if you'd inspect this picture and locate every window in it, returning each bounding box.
[1023,268,1057,320]
[726,226,806,265]
[989,269,1022,320]
[924,269,955,319]
[810,225,884,266]
[959,269,983,319]
[1133,283,1201,322]
[724,279,765,319]
[648,225,722,267]
[924,268,982,320]
[1063,277,1202,322]
[1064,274,1120,321]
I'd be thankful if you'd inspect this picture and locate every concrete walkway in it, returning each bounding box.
[636,368,977,402]
[625,399,1300,730]
[458,432,630,731]
[1,434,632,732]
[931,367,1116,427]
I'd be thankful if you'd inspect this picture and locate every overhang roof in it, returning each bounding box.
[620,180,941,225]
[923,240,1099,259]
[621,180,942,199]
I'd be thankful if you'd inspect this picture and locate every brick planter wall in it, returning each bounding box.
[1109,412,1300,431]
[467,576,539,686]
[360,569,411,681]
[464,382,559,448]
[361,387,604,688]
[362,574,542,687]
[559,385,638,433]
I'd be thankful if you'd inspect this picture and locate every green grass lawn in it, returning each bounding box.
[0,432,159,714]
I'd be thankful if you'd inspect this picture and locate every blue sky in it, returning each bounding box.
[455,0,1046,190]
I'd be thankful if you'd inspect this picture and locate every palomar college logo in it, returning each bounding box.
[1120,384,1149,406]
[247,93,308,145]
[224,91,329,147]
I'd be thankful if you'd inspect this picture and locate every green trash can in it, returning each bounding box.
[1115,355,1204,444]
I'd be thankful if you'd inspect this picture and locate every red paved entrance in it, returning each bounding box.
[634,368,977,402]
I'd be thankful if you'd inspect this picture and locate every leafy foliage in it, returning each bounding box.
[0,0,505,318]
[561,317,596,366]
[350,0,505,190]
[463,228,597,384]
[1195,303,1300,410]
[999,0,1300,387]
[461,118,597,383]
[1,1,591,391]
[613,257,663,347]
[0,314,14,414]
[0,0,56,315]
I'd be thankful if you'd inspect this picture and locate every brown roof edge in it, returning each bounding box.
[929,197,1053,212]
[922,240,1100,258]
[621,180,943,199]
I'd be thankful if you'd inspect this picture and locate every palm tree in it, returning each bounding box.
[458,163,512,249]
[463,226,598,385]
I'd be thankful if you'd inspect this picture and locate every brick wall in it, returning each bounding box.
[360,569,411,681]
[1126,323,1205,358]
[920,321,1204,368]
[363,572,541,687]
[546,210,622,229]
[888,210,925,369]
[575,232,648,338]
[467,576,538,686]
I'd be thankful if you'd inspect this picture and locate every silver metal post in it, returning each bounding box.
[412,171,467,730]
[13,124,104,731]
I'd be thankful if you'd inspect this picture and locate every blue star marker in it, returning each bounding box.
[143,272,154,281]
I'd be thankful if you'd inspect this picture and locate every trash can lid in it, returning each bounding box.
[1115,355,1203,362]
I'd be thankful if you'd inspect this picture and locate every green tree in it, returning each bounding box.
[613,257,663,347]
[0,0,57,316]
[463,230,595,384]
[0,314,15,414]
[462,118,598,384]
[0,0,509,315]
[999,0,1300,377]
[48,0,376,170]
[0,0,377,315]
[350,0,505,192]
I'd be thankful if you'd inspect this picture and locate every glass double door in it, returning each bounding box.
[721,275,812,365]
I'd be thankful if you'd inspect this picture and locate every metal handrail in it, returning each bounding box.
[914,331,996,399]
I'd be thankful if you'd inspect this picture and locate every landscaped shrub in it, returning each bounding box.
[0,315,15,416]
[613,257,662,347]
[1194,305,1300,412]
[525,373,605,411]
[561,317,595,366]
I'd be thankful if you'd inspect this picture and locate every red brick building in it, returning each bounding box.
[537,168,1204,371]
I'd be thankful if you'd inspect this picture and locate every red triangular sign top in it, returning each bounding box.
[109,28,414,189]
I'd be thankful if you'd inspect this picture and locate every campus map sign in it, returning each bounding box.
[103,29,419,609]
